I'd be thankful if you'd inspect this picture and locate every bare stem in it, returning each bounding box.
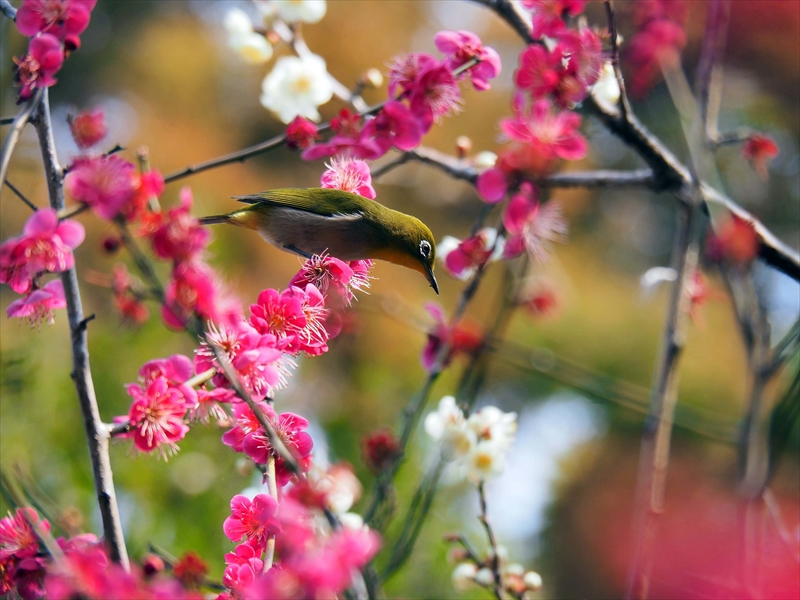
[0,89,42,191]
[603,0,632,120]
[4,179,38,211]
[31,90,130,569]
[478,482,503,600]
[625,202,699,600]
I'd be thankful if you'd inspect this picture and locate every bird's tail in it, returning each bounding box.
[198,214,231,226]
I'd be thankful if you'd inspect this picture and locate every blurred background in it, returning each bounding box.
[1,1,798,598]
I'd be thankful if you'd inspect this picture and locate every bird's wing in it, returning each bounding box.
[233,188,368,219]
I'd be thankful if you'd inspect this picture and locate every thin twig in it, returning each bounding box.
[4,179,38,211]
[264,454,278,571]
[625,202,700,600]
[603,0,632,121]
[32,90,130,569]
[0,89,43,191]
[695,0,731,144]
[478,482,503,600]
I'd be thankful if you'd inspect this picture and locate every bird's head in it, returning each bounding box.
[376,213,439,295]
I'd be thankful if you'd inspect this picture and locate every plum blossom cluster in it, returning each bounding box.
[12,0,97,99]
[626,0,689,98]
[425,396,517,481]
[219,463,377,599]
[449,538,543,599]
[0,508,203,599]
[296,30,500,164]
[0,209,83,326]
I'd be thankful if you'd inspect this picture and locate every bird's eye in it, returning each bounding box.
[419,240,431,258]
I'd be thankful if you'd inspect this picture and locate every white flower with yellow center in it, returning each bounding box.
[467,405,517,450]
[270,0,327,23]
[260,54,334,123]
[224,8,273,65]
[465,439,507,481]
[425,395,476,460]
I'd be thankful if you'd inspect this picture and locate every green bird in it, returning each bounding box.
[199,188,439,294]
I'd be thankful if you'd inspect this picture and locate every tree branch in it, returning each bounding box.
[4,179,38,211]
[0,89,42,191]
[478,481,503,600]
[0,0,16,20]
[32,90,130,569]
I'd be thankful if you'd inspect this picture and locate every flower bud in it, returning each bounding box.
[142,553,165,578]
[524,571,543,591]
[451,563,478,591]
[447,547,469,564]
[505,563,525,577]
[456,135,472,159]
[473,151,497,170]
[102,235,121,254]
[362,68,384,89]
[475,567,494,587]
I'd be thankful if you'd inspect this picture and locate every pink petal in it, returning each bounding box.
[55,219,86,249]
[23,209,58,236]
[476,168,508,203]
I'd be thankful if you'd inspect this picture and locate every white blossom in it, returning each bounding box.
[425,396,475,460]
[467,405,517,451]
[267,0,327,23]
[451,562,478,591]
[339,512,365,530]
[639,266,677,299]
[473,150,498,170]
[465,439,508,481]
[260,54,333,123]
[524,570,543,591]
[591,62,621,113]
[224,9,273,64]
[475,567,494,587]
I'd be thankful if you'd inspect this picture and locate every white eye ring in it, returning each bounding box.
[419,240,431,258]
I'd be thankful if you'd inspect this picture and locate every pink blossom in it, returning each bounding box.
[111,263,149,324]
[388,52,439,96]
[13,34,64,100]
[221,399,271,453]
[626,19,687,98]
[0,508,47,562]
[434,30,502,91]
[68,109,107,150]
[521,0,587,39]
[161,260,219,329]
[195,320,291,400]
[0,208,85,294]
[6,279,66,327]
[556,28,603,99]
[407,61,462,131]
[514,44,561,99]
[421,303,483,372]
[151,187,210,263]
[289,251,371,305]
[440,228,502,280]
[126,376,190,457]
[242,410,313,485]
[248,285,330,356]
[192,386,235,423]
[44,539,140,600]
[16,0,96,49]
[499,97,587,175]
[503,192,567,262]
[64,155,136,220]
[122,170,166,226]
[285,115,318,150]
[475,167,509,203]
[706,215,760,266]
[742,134,779,180]
[137,353,198,410]
[361,101,422,154]
[320,157,376,199]
[302,109,383,161]
[224,494,280,549]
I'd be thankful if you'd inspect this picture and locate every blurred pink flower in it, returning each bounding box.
[0,208,85,294]
[223,494,280,549]
[475,167,509,203]
[521,0,587,39]
[0,508,46,562]
[161,260,219,329]
[514,44,561,99]
[68,109,107,150]
[126,376,190,457]
[6,279,66,327]
[111,263,149,324]
[503,191,567,262]
[361,101,422,154]
[421,303,483,372]
[388,52,439,96]
[13,34,64,100]
[302,109,382,161]
[64,155,136,220]
[434,30,501,91]
[151,187,210,263]
[243,409,314,485]
[501,98,587,162]
[15,0,96,49]
[440,228,502,280]
[626,19,687,98]
[285,115,318,150]
[407,61,462,131]
[742,134,779,180]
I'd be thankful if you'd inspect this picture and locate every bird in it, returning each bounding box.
[199,188,439,294]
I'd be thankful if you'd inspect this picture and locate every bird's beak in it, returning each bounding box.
[425,264,439,295]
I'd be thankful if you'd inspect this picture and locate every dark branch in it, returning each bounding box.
[4,179,38,211]
[0,0,16,20]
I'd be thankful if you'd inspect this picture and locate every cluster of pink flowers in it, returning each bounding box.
[220,493,379,600]
[0,209,84,326]
[0,509,202,599]
[421,303,483,372]
[294,30,500,166]
[12,0,97,99]
[626,0,689,98]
